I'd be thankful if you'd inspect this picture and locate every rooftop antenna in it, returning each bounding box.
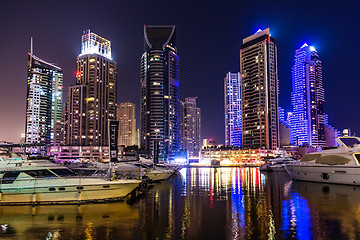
[30,37,33,55]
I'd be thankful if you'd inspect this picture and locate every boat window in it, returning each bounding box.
[1,172,20,184]
[354,154,360,164]
[50,169,76,177]
[25,170,56,178]
[339,137,360,147]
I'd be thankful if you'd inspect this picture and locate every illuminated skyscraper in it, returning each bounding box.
[240,28,280,149]
[224,72,242,147]
[140,25,181,161]
[182,97,201,157]
[25,47,63,149]
[290,43,325,147]
[66,30,117,146]
[116,102,137,147]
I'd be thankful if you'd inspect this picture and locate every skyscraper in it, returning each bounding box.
[224,72,242,147]
[240,28,280,149]
[66,30,117,146]
[182,97,201,158]
[140,25,181,161]
[25,46,63,149]
[116,102,137,147]
[290,43,325,147]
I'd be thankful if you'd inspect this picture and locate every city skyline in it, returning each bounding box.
[0,1,359,144]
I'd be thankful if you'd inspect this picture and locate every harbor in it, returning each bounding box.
[2,167,360,239]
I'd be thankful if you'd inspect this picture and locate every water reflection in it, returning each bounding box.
[0,202,139,239]
[2,167,360,239]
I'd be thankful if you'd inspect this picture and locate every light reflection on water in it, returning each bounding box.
[2,167,360,239]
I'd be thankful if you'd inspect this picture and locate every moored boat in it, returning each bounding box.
[285,136,360,185]
[260,156,300,171]
[0,149,142,205]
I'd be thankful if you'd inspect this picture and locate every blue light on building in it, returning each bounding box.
[224,72,242,147]
[290,44,325,147]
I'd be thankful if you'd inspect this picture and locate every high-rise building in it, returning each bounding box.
[240,28,280,149]
[140,25,181,161]
[224,72,242,147]
[182,97,201,157]
[116,102,137,147]
[66,30,117,146]
[25,48,63,149]
[290,43,325,147]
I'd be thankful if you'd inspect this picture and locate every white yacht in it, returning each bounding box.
[0,149,142,205]
[71,159,175,182]
[285,136,360,185]
[260,156,300,171]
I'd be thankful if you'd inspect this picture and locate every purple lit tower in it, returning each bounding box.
[290,43,325,147]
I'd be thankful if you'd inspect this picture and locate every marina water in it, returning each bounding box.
[1,167,360,239]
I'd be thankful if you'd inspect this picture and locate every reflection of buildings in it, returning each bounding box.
[0,203,139,239]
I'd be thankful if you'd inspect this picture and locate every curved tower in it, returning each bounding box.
[140,25,181,161]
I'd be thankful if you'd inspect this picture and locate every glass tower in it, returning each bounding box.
[66,30,117,146]
[140,25,181,161]
[224,72,242,147]
[240,28,280,149]
[290,43,325,147]
[25,53,63,149]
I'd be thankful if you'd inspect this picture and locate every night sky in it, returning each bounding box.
[0,0,359,144]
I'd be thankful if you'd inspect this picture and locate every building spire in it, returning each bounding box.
[30,37,33,55]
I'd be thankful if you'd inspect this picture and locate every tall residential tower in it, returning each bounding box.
[182,97,201,158]
[290,43,325,147]
[240,28,280,149]
[25,47,63,149]
[224,72,242,147]
[140,25,181,161]
[116,102,137,147]
[65,30,117,146]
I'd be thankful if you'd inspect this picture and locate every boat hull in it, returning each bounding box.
[145,171,173,181]
[285,165,360,185]
[0,178,141,205]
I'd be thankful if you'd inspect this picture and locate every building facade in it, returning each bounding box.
[65,30,117,146]
[116,102,137,147]
[240,28,280,149]
[182,97,201,157]
[25,52,63,149]
[224,72,242,147]
[140,25,181,161]
[290,43,325,147]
